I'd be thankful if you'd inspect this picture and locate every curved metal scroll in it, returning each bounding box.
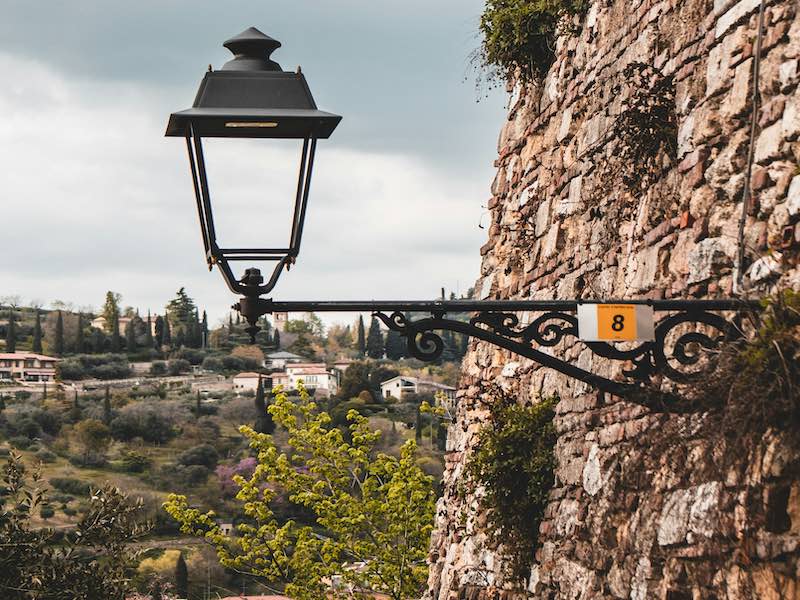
[373,309,744,398]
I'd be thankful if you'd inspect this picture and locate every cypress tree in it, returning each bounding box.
[154,316,164,347]
[75,313,84,354]
[385,329,405,361]
[415,405,422,442]
[201,310,208,348]
[110,313,121,353]
[196,391,202,418]
[125,319,137,353]
[32,309,42,353]
[175,552,188,599]
[273,329,281,349]
[175,328,185,349]
[356,316,366,356]
[103,386,112,426]
[92,328,105,354]
[366,317,384,359]
[163,317,172,346]
[5,307,16,353]
[54,311,64,356]
[73,388,79,409]
[254,377,275,434]
[145,311,154,349]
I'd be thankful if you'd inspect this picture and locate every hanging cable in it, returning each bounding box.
[733,0,767,294]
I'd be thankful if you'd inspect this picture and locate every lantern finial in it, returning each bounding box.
[222,27,283,72]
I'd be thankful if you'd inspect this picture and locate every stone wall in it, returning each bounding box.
[425,0,800,598]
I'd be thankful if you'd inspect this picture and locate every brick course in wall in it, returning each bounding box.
[425,0,800,598]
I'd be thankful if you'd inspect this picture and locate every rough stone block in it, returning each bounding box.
[722,58,752,117]
[782,98,800,141]
[687,238,730,283]
[788,176,800,217]
[716,0,761,39]
[754,121,783,164]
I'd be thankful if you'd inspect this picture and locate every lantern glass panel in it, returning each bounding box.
[197,137,305,250]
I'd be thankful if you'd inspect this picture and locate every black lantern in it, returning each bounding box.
[166,27,341,299]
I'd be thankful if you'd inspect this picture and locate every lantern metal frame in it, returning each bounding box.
[169,28,763,406]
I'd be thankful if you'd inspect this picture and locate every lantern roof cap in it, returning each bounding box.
[222,27,283,72]
[166,27,341,139]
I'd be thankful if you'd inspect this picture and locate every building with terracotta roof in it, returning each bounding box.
[232,372,264,393]
[0,352,60,383]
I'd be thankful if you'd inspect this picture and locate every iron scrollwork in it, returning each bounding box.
[373,306,749,399]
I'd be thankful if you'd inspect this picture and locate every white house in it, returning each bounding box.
[0,352,60,382]
[271,363,339,397]
[232,372,263,393]
[265,350,306,370]
[380,376,456,401]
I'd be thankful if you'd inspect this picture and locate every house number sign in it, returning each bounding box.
[577,303,655,342]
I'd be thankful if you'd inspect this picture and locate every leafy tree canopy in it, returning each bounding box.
[165,386,435,600]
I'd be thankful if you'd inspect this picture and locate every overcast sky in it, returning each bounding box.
[0,0,506,327]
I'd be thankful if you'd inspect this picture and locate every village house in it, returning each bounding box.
[264,350,305,370]
[0,352,60,382]
[379,376,456,401]
[268,363,339,397]
[232,372,263,394]
[91,315,160,336]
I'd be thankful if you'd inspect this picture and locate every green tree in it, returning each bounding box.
[165,386,435,600]
[0,453,149,600]
[201,310,208,348]
[101,292,121,329]
[385,329,405,361]
[163,317,172,347]
[91,328,106,354]
[75,313,85,354]
[110,313,121,353]
[288,333,316,361]
[366,317,384,359]
[75,419,111,464]
[273,329,281,349]
[5,307,16,353]
[174,552,188,599]
[154,316,165,347]
[54,311,64,356]
[253,377,275,435]
[145,311,154,349]
[356,315,366,356]
[32,309,43,353]
[125,319,137,353]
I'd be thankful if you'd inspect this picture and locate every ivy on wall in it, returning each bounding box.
[478,0,590,84]
[465,391,558,582]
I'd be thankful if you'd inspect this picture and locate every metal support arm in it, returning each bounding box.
[235,296,760,399]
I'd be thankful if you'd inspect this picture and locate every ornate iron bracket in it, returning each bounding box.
[235,296,761,399]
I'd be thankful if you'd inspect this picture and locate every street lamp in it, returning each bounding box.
[166,27,341,313]
[167,28,758,403]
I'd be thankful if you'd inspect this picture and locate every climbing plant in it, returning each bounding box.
[465,390,558,582]
[478,0,589,84]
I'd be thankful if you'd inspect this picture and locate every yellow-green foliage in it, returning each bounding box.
[136,549,180,579]
[479,0,589,83]
[164,384,436,600]
[466,395,558,581]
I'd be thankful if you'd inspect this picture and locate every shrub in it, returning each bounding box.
[40,505,55,519]
[177,444,219,469]
[479,0,589,83]
[167,359,191,376]
[50,477,91,496]
[62,506,78,517]
[57,360,87,380]
[149,361,167,376]
[466,393,558,581]
[201,356,223,372]
[8,436,32,450]
[117,450,152,473]
[35,449,57,463]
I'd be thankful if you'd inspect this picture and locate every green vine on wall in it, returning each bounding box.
[478,0,590,84]
[465,390,558,582]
